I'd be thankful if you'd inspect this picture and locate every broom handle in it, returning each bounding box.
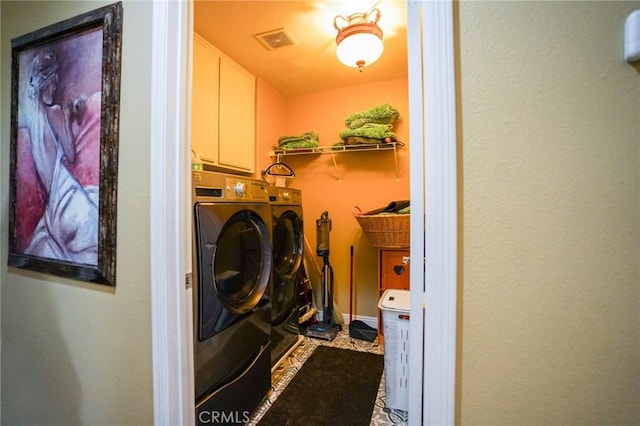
[304,235,325,319]
[349,245,354,324]
[304,236,322,278]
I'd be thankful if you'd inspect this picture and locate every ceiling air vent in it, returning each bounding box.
[254,28,297,51]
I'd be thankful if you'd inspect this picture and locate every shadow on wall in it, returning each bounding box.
[2,278,81,424]
[303,235,345,324]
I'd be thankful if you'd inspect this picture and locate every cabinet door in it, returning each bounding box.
[218,56,255,172]
[380,250,410,291]
[378,249,410,342]
[192,35,220,165]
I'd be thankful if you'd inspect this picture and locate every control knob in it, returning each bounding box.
[234,181,246,197]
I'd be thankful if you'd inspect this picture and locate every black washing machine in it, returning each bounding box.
[268,185,303,367]
[192,171,272,424]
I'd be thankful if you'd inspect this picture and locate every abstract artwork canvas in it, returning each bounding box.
[8,2,122,286]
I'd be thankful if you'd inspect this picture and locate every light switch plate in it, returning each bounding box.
[625,10,640,62]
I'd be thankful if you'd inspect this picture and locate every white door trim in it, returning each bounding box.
[407,1,458,425]
[150,1,194,425]
[406,3,427,423]
[150,1,458,424]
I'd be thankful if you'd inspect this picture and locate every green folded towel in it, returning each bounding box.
[339,123,396,141]
[276,131,320,150]
[278,140,320,150]
[345,103,400,129]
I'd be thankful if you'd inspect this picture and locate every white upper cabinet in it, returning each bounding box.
[192,34,255,173]
[192,35,220,165]
[218,56,255,172]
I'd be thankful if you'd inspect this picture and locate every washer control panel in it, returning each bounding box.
[192,171,269,203]
[280,190,301,204]
[225,177,269,202]
[268,186,302,205]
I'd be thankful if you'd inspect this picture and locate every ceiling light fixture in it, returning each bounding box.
[334,7,383,72]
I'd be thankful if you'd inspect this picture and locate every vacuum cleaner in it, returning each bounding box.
[304,211,338,341]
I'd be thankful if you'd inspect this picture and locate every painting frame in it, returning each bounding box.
[7,2,123,286]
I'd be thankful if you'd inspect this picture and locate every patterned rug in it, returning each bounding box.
[248,330,408,425]
[257,346,382,425]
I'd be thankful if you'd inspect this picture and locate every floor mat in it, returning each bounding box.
[257,346,384,426]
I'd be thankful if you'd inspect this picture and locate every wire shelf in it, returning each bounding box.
[269,142,400,157]
[268,141,404,181]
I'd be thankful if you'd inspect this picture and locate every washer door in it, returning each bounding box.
[195,204,272,341]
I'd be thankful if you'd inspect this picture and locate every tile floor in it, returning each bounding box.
[248,330,408,425]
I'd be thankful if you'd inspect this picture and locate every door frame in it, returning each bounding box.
[149,1,458,425]
[149,1,194,425]
[407,1,458,425]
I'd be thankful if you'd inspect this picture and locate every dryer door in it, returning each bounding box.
[195,203,272,341]
[272,209,303,323]
[273,210,303,279]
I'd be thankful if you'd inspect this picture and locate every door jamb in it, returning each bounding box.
[407,1,458,425]
[149,1,194,425]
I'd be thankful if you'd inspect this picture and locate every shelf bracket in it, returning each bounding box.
[329,151,341,182]
[393,145,399,181]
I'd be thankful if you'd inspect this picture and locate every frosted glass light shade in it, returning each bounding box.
[336,31,384,68]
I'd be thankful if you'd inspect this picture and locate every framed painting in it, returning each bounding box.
[7,2,123,286]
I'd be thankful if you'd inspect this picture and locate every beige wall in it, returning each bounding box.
[257,78,410,319]
[458,2,640,425]
[1,1,637,425]
[1,2,154,424]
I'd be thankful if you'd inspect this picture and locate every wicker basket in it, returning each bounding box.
[353,206,410,249]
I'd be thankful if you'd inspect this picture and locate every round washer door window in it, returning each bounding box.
[273,211,303,280]
[213,210,271,314]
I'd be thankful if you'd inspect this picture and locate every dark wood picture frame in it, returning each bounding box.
[8,2,122,286]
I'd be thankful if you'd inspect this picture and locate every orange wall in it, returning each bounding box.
[255,79,287,174]
[257,77,409,319]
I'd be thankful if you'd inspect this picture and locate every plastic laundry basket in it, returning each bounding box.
[378,289,410,412]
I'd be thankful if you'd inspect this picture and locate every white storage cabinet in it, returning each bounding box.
[192,34,255,173]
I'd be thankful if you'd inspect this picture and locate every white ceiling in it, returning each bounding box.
[194,0,408,98]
